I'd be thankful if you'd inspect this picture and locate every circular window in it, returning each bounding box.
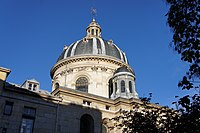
[54,83,59,90]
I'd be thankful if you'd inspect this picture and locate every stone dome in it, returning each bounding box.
[114,66,134,76]
[57,37,128,63]
[56,19,128,63]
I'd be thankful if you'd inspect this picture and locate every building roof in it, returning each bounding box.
[57,37,127,63]
[114,66,134,75]
[56,19,128,63]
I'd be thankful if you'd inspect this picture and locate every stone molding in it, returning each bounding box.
[50,55,131,78]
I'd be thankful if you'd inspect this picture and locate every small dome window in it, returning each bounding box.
[108,79,113,98]
[76,77,88,92]
[121,80,125,93]
[96,29,98,36]
[129,81,132,93]
[91,29,94,35]
[115,82,117,91]
[54,83,60,89]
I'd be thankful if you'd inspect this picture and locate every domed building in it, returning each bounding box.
[51,18,138,99]
[0,18,147,133]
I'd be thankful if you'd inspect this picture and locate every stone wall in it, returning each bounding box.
[0,83,102,133]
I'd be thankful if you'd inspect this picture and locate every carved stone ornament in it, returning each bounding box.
[101,67,107,72]
[78,67,86,71]
[91,66,98,71]
[60,70,66,76]
[53,75,58,80]
[67,69,73,73]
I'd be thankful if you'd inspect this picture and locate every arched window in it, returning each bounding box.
[115,82,117,91]
[54,83,59,90]
[108,79,113,98]
[92,29,94,35]
[80,114,94,133]
[121,80,125,93]
[129,81,132,93]
[76,77,88,92]
[102,124,107,133]
[96,29,98,36]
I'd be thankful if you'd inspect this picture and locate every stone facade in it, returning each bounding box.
[0,71,144,133]
[0,80,102,133]
[52,56,127,97]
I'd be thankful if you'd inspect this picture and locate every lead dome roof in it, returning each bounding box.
[56,19,128,63]
[114,66,134,75]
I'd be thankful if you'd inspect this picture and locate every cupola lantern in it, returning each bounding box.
[86,18,101,37]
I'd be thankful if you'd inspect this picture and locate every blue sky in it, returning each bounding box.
[0,0,192,106]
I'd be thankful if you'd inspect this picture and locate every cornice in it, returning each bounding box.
[50,55,131,78]
[51,87,153,108]
[4,84,61,103]
[0,67,11,73]
[52,65,116,81]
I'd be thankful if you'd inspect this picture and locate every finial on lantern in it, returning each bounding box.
[91,7,97,19]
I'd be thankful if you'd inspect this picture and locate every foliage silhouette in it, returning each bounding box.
[165,0,200,131]
[110,1,200,132]
[166,0,200,90]
[110,94,200,133]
